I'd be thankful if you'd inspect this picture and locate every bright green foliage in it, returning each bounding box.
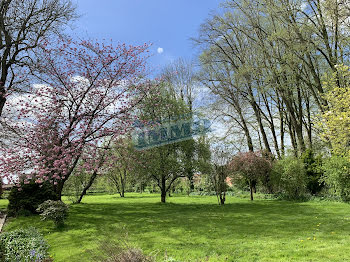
[320,64,350,160]
[321,155,350,201]
[0,227,50,262]
[271,157,308,199]
[36,200,68,228]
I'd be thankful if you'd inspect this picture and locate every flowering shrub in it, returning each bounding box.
[0,228,50,262]
[36,200,68,227]
[228,151,272,200]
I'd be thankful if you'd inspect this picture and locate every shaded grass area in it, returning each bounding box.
[3,194,350,261]
[0,198,8,212]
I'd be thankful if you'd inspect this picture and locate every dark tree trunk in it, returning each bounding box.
[189,177,194,191]
[161,176,166,203]
[249,180,254,201]
[252,180,257,193]
[120,187,125,197]
[77,171,98,203]
[54,180,65,200]
[119,169,126,197]
[0,94,5,117]
[250,186,254,201]
[220,192,226,205]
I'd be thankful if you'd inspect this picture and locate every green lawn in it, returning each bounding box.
[3,193,350,261]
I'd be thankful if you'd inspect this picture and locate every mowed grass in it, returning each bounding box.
[3,193,350,261]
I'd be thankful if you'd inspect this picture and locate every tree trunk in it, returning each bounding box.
[251,101,272,153]
[161,176,166,203]
[120,169,126,197]
[220,192,226,205]
[54,180,65,200]
[249,180,254,201]
[76,171,98,203]
[120,187,125,197]
[0,94,5,117]
[189,177,194,192]
[252,179,257,193]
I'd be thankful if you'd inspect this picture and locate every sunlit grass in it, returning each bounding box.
[3,193,350,261]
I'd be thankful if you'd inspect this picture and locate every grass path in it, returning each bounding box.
[3,194,350,261]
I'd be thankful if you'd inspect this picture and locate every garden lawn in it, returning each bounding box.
[3,193,350,261]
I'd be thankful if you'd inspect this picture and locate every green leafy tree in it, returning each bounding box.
[319,64,350,160]
[134,82,209,203]
[321,155,350,201]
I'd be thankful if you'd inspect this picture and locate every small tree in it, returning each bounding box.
[210,145,230,205]
[106,138,138,197]
[228,151,272,200]
[133,82,192,203]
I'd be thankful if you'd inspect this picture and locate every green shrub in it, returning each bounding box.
[36,200,68,227]
[7,181,58,217]
[271,157,308,200]
[301,149,324,195]
[0,227,50,262]
[321,155,350,201]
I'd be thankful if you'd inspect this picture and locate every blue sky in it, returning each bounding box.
[73,0,221,73]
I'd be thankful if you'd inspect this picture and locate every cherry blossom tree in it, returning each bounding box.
[0,38,151,199]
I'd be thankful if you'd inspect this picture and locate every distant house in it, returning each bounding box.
[225,177,233,187]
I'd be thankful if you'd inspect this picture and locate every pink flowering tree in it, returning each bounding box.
[228,151,272,200]
[0,38,151,199]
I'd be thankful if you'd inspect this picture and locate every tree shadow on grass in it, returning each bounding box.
[6,197,350,261]
[66,200,326,238]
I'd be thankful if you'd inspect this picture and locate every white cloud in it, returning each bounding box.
[157,47,164,54]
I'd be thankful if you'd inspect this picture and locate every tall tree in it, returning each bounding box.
[162,59,199,192]
[0,39,151,199]
[0,0,77,116]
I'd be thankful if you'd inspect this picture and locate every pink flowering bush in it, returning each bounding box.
[228,151,272,200]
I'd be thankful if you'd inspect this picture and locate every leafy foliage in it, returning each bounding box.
[0,227,50,262]
[271,157,308,200]
[321,155,350,202]
[36,200,68,227]
[228,151,272,200]
[319,64,350,160]
[7,181,58,217]
[301,149,324,195]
